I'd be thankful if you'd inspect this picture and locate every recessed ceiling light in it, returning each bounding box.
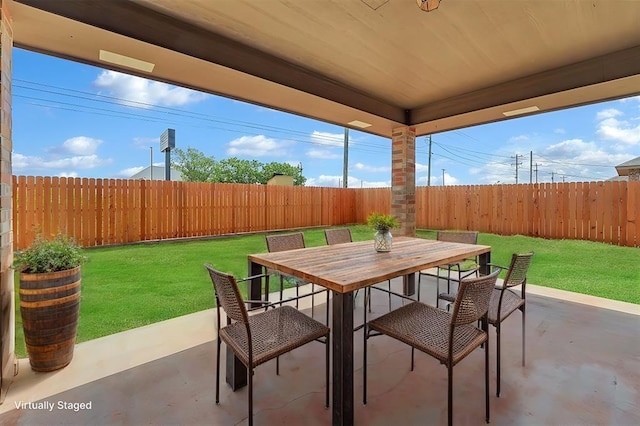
[502,106,540,117]
[99,50,155,73]
[348,120,372,128]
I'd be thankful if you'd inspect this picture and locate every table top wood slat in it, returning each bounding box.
[248,236,491,293]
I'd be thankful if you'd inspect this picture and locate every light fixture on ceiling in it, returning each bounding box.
[348,120,372,129]
[99,50,155,73]
[416,0,442,12]
[502,106,540,117]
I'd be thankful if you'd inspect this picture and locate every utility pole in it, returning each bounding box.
[534,163,539,183]
[342,128,349,188]
[551,171,555,183]
[512,154,522,184]
[529,151,533,184]
[442,169,445,186]
[427,135,432,186]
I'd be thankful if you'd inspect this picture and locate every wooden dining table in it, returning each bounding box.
[233,236,491,425]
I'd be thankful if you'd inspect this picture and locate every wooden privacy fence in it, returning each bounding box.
[414,181,638,247]
[12,176,639,250]
[12,176,356,250]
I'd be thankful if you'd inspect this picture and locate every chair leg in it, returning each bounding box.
[496,322,501,397]
[248,366,254,426]
[436,271,441,308]
[485,331,490,423]
[387,280,392,311]
[215,337,221,404]
[363,323,368,405]
[311,283,315,317]
[417,272,422,301]
[325,290,330,326]
[521,305,526,367]
[279,276,285,305]
[367,288,372,313]
[447,366,453,426]
[295,279,299,309]
[410,347,415,371]
[325,334,330,408]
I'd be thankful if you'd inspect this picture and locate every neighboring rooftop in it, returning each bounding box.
[615,156,640,176]
[130,165,183,181]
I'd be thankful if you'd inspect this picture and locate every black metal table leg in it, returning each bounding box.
[403,272,415,296]
[479,251,491,275]
[332,291,354,426]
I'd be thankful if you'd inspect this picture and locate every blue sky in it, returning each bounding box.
[13,48,640,187]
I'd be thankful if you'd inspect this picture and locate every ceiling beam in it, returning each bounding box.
[411,45,640,124]
[16,0,406,124]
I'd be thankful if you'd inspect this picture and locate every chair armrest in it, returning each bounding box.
[487,263,507,271]
[244,299,280,312]
[237,273,269,282]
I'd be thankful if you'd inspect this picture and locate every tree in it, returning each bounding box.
[214,158,263,184]
[171,147,307,185]
[172,148,216,182]
[261,161,306,186]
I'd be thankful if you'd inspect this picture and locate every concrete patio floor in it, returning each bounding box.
[0,275,638,425]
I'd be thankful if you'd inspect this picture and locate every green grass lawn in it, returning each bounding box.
[14,226,639,358]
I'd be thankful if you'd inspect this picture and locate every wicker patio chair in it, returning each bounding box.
[205,264,330,426]
[323,228,392,312]
[439,252,533,397]
[265,232,328,318]
[363,269,500,426]
[418,230,479,307]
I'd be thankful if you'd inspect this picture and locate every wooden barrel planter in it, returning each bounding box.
[19,266,81,372]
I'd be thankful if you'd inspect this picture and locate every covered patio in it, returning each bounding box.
[1,277,638,425]
[1,1,640,423]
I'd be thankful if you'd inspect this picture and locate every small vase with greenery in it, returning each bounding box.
[367,212,400,252]
[14,233,85,372]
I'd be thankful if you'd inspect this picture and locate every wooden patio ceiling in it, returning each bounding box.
[8,0,640,138]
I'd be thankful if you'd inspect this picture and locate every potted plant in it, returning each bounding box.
[367,212,400,252]
[14,233,85,372]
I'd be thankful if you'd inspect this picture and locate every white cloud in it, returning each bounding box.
[554,128,566,134]
[310,131,344,147]
[596,108,623,120]
[307,149,341,159]
[61,136,102,155]
[510,134,529,142]
[226,135,291,157]
[469,160,518,184]
[544,138,595,157]
[352,162,390,173]
[619,95,640,104]
[597,117,640,145]
[45,136,103,156]
[115,166,145,178]
[15,135,114,177]
[94,70,207,108]
[305,174,389,188]
[13,152,113,174]
[133,136,160,148]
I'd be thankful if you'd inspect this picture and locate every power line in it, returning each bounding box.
[15,79,395,154]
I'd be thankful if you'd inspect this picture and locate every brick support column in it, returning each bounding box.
[391,126,416,236]
[0,0,14,402]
